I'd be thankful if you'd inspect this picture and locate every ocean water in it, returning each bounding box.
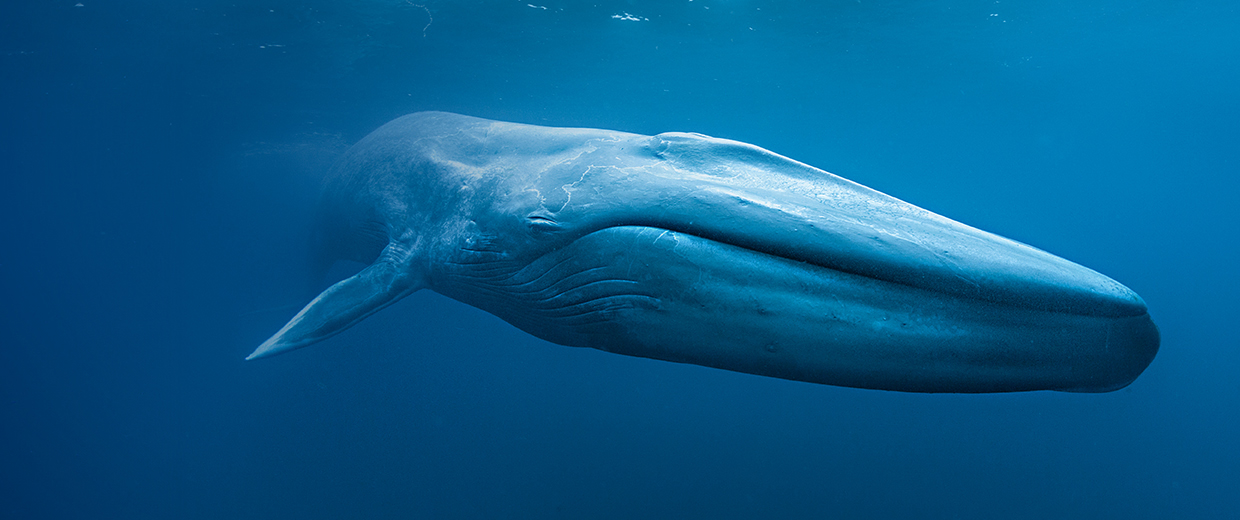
[1,1,1237,518]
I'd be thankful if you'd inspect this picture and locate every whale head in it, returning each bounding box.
[248,112,1158,393]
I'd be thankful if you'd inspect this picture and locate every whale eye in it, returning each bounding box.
[526,214,561,234]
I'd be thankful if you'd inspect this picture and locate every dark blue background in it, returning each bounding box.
[2,1,1236,518]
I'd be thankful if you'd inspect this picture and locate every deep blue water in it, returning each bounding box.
[2,1,1237,518]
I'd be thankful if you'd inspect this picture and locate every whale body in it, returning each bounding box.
[248,112,1158,393]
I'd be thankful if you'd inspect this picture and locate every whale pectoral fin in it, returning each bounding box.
[245,256,422,360]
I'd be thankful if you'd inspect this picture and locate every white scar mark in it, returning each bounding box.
[558,166,598,211]
[558,145,596,165]
[522,186,547,209]
[406,1,432,37]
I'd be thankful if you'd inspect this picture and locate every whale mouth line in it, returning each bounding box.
[594,224,983,304]
[577,224,1146,320]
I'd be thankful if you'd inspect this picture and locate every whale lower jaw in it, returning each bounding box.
[439,226,1159,393]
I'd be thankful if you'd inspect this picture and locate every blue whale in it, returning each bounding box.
[248,112,1158,393]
